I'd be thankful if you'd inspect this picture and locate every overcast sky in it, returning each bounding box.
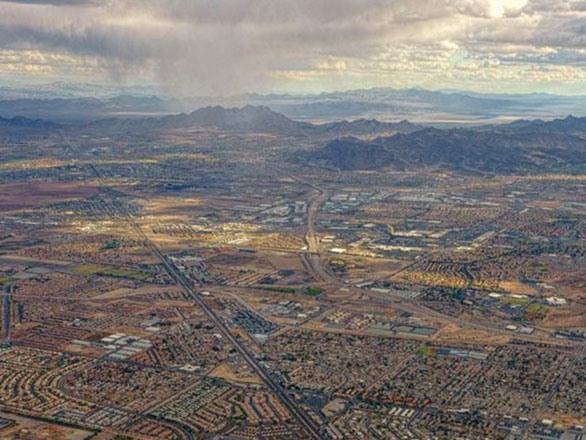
[1,0,586,95]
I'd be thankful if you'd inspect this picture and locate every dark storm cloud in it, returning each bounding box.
[0,0,585,93]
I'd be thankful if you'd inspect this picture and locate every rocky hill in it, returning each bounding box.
[313,123,586,173]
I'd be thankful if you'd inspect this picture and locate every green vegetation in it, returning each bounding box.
[100,239,120,251]
[71,264,150,281]
[0,275,14,285]
[499,296,531,306]
[524,302,550,321]
[259,286,296,294]
[302,287,324,297]
[418,346,436,357]
[259,285,324,296]
[526,303,549,314]
[71,264,108,275]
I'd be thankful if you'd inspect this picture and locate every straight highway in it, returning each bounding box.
[62,134,327,440]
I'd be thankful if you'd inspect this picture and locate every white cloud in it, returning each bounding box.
[0,0,584,94]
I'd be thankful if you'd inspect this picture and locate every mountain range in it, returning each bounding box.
[84,105,420,137]
[312,116,586,174]
[0,104,420,139]
[0,85,585,124]
[0,115,60,136]
[1,103,585,175]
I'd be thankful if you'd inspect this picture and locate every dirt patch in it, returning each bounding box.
[0,182,98,209]
[499,280,537,295]
[263,252,307,272]
[206,253,258,267]
[0,411,94,440]
[434,324,511,345]
[208,362,263,386]
[541,303,586,330]
[550,271,586,298]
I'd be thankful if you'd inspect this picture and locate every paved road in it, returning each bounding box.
[274,167,574,347]
[63,136,327,440]
[520,341,586,440]
[302,190,333,283]
[271,166,333,284]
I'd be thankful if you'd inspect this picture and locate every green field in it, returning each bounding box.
[260,286,296,294]
[258,286,324,296]
[418,346,436,357]
[0,275,14,285]
[99,239,121,251]
[500,296,531,306]
[71,264,108,275]
[302,287,324,297]
[526,303,549,313]
[524,302,550,320]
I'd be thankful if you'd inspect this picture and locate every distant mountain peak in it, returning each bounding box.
[0,115,60,130]
[87,105,418,136]
[312,116,586,174]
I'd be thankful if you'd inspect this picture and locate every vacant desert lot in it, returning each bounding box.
[0,181,97,209]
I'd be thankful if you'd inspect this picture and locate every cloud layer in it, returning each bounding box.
[0,0,585,94]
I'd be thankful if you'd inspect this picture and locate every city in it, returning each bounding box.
[0,1,585,439]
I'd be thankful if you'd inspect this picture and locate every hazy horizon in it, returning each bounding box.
[1,1,586,96]
[5,80,586,99]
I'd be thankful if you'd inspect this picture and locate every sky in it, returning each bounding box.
[1,0,586,96]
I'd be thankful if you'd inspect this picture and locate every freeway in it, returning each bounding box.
[274,167,577,347]
[62,135,327,440]
[270,166,333,283]
[301,190,333,283]
[281,168,586,436]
